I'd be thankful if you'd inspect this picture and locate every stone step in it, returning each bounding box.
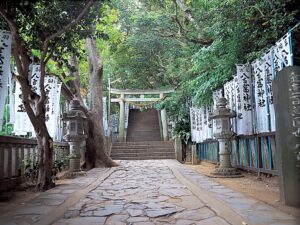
[111,152,175,157]
[113,141,172,146]
[111,145,174,151]
[111,156,175,160]
[111,149,174,155]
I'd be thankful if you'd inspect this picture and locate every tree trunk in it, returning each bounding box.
[85,38,117,168]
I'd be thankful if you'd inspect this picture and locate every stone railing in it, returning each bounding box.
[0,136,69,180]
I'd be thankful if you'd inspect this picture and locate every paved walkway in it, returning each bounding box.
[1,160,299,225]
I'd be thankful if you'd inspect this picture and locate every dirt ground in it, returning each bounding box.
[186,161,300,218]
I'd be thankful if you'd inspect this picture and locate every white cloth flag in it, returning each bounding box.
[195,108,202,143]
[14,81,34,135]
[224,79,237,133]
[236,64,253,135]
[273,32,293,73]
[206,106,214,139]
[200,107,206,141]
[252,59,269,133]
[212,89,223,137]
[8,67,15,124]
[30,65,41,95]
[124,102,129,129]
[45,75,62,139]
[0,30,12,130]
[103,97,108,136]
[263,51,276,131]
[190,107,197,142]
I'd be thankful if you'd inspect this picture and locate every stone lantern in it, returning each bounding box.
[63,99,87,177]
[209,97,242,177]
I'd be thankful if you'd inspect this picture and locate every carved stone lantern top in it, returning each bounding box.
[209,97,236,120]
[209,97,236,139]
[63,99,87,141]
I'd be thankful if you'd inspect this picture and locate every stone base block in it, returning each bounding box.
[62,170,87,179]
[209,167,243,178]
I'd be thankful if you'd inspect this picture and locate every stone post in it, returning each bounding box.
[273,66,300,207]
[160,93,168,141]
[191,144,199,165]
[118,93,125,142]
[174,137,183,163]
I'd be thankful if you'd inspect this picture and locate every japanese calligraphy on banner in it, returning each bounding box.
[263,51,276,131]
[212,89,223,134]
[124,102,129,129]
[0,30,12,130]
[194,108,202,143]
[44,75,62,139]
[201,106,213,140]
[273,32,293,73]
[14,81,34,135]
[236,64,253,135]
[189,107,197,142]
[206,106,213,139]
[30,65,41,95]
[252,59,269,133]
[224,80,237,133]
[212,89,223,110]
[103,97,108,136]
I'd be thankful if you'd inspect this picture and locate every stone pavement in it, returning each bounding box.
[0,160,299,225]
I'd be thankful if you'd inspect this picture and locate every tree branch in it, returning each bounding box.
[44,0,95,46]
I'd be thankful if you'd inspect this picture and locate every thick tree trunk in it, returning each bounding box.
[85,38,117,168]
[17,74,54,191]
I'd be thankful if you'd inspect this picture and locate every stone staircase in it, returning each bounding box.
[110,141,175,160]
[111,109,175,160]
[126,109,161,142]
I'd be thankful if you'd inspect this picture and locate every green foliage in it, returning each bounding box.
[171,120,191,144]
[108,0,299,130]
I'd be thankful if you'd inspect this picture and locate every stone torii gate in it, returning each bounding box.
[110,88,174,142]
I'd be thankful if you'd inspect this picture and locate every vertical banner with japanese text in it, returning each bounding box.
[190,107,197,142]
[252,59,269,133]
[0,30,12,130]
[263,51,276,131]
[103,97,108,136]
[236,64,253,135]
[224,79,237,133]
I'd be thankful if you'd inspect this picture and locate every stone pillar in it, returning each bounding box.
[160,93,168,141]
[273,66,300,207]
[174,137,183,163]
[118,94,125,142]
[218,139,232,168]
[191,144,199,165]
[69,141,81,172]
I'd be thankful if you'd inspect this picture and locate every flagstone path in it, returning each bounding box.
[0,160,299,225]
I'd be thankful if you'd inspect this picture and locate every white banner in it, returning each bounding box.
[273,32,293,73]
[190,107,197,142]
[0,30,12,131]
[252,59,269,133]
[103,97,108,136]
[212,88,223,136]
[206,106,214,139]
[212,89,223,110]
[30,65,41,95]
[224,79,237,133]
[14,81,34,135]
[236,64,253,135]
[45,75,62,139]
[124,102,129,129]
[8,67,15,124]
[263,51,276,131]
[195,108,202,143]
